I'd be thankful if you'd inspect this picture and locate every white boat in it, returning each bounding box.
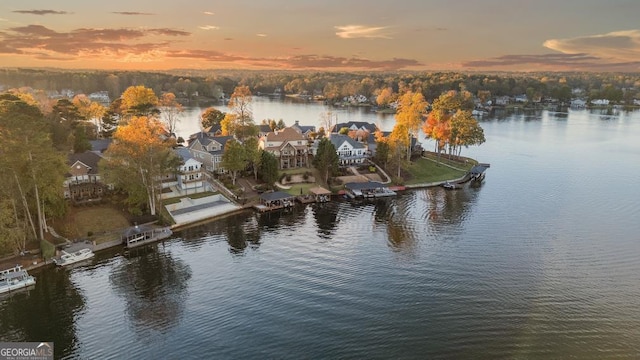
[0,265,36,294]
[54,248,95,267]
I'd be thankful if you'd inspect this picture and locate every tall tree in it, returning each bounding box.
[101,116,178,215]
[159,92,183,135]
[313,138,339,185]
[0,94,67,245]
[448,110,485,157]
[259,151,279,186]
[200,107,226,129]
[388,123,411,178]
[243,137,262,181]
[223,85,257,140]
[395,91,427,160]
[221,139,247,186]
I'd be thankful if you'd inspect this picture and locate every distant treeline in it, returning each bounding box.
[1,68,639,104]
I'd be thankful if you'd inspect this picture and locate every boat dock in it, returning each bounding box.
[254,191,296,212]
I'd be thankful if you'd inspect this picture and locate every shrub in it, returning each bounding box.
[40,240,55,260]
[369,166,376,173]
[87,231,93,237]
[285,174,292,182]
[391,176,404,185]
[302,171,310,180]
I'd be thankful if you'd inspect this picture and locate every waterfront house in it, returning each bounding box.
[329,134,368,166]
[290,120,316,138]
[330,121,378,134]
[64,151,106,202]
[495,96,511,106]
[571,99,587,108]
[259,127,309,169]
[174,147,206,194]
[187,133,234,173]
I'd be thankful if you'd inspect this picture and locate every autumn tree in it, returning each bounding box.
[101,116,179,215]
[423,90,481,161]
[395,91,427,160]
[376,87,397,107]
[159,92,183,135]
[0,94,67,248]
[200,107,226,129]
[73,94,106,134]
[388,123,411,179]
[120,85,159,118]
[447,110,485,157]
[313,138,339,184]
[221,86,258,140]
[221,139,247,186]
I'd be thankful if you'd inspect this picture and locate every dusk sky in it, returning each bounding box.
[1,0,639,72]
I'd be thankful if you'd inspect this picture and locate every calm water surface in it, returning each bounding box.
[1,103,639,359]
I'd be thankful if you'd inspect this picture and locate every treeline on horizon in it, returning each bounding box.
[1,68,639,105]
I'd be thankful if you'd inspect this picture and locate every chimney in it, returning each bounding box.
[295,120,299,126]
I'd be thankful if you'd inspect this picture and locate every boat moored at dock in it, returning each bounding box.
[54,248,95,267]
[0,265,36,294]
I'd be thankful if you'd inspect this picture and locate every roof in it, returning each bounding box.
[291,121,315,134]
[67,151,103,175]
[470,164,490,174]
[309,186,331,195]
[259,191,295,201]
[330,134,365,150]
[122,224,153,237]
[332,121,377,133]
[263,127,306,142]
[174,147,196,163]
[89,139,112,153]
[257,124,272,133]
[189,134,234,154]
[344,181,386,191]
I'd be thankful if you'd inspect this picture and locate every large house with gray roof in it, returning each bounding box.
[187,132,234,173]
[328,134,368,166]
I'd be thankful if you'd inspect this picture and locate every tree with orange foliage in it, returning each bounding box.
[120,85,159,118]
[101,116,179,215]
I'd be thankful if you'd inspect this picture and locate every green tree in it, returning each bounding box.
[338,127,350,135]
[313,138,339,184]
[373,140,390,169]
[259,151,279,186]
[101,116,179,215]
[72,126,92,153]
[0,94,67,245]
[221,139,247,186]
[200,107,226,129]
[244,137,262,180]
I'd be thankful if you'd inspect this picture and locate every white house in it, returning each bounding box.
[174,147,205,193]
[571,99,587,108]
[329,134,368,166]
[590,99,610,106]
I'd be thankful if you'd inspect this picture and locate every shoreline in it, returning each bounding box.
[7,164,482,272]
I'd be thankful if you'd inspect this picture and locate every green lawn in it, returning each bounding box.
[405,157,468,185]
[162,191,219,205]
[284,183,316,196]
[420,152,477,171]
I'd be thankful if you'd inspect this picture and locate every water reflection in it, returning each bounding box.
[375,197,418,255]
[421,186,479,229]
[177,211,262,255]
[311,202,340,239]
[0,268,85,358]
[109,245,191,334]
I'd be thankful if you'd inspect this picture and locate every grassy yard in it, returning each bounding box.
[57,206,130,240]
[420,152,477,171]
[405,158,468,185]
[162,191,219,205]
[283,183,317,196]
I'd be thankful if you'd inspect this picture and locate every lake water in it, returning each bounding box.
[1,101,640,359]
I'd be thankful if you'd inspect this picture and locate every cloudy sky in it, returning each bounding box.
[1,0,639,72]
